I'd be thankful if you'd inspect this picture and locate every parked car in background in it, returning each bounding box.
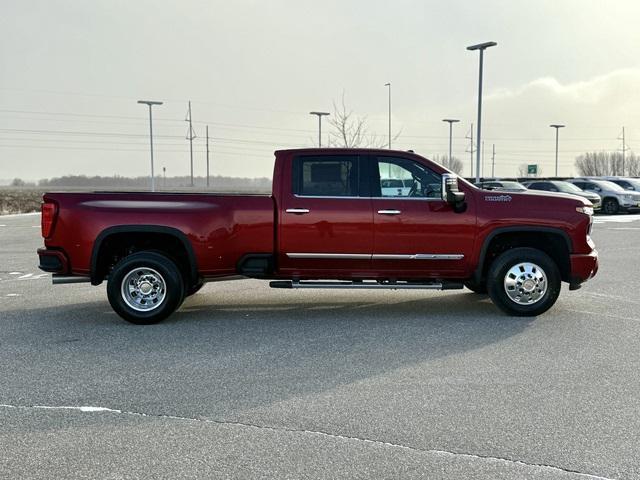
[476,180,528,192]
[600,176,640,193]
[381,178,411,196]
[567,178,640,214]
[523,180,601,211]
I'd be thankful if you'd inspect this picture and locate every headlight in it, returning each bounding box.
[624,194,634,200]
[576,206,594,216]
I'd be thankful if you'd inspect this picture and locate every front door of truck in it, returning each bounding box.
[369,155,475,278]
[278,153,373,276]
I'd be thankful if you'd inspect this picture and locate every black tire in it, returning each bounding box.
[464,280,487,294]
[487,247,561,317]
[107,251,185,325]
[602,198,620,215]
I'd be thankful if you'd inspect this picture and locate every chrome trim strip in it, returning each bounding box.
[286,253,371,260]
[377,209,401,215]
[286,253,464,260]
[293,194,443,201]
[373,254,464,260]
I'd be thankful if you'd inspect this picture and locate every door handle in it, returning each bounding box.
[377,209,401,215]
[286,208,310,214]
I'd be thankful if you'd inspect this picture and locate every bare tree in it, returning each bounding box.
[327,92,400,148]
[575,151,639,176]
[433,155,463,175]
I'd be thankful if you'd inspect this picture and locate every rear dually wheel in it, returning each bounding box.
[107,251,185,324]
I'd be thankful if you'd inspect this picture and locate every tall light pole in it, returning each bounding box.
[467,41,497,183]
[384,82,391,149]
[137,100,163,192]
[442,119,459,167]
[550,124,565,177]
[309,112,330,147]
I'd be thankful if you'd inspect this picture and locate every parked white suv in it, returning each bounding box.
[600,176,640,193]
[567,178,640,214]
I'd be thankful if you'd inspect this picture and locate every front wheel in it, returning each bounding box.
[107,251,185,324]
[602,198,620,215]
[487,247,561,317]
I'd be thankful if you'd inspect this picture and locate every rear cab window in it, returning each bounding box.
[292,155,366,197]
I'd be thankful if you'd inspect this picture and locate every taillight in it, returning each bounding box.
[41,202,57,238]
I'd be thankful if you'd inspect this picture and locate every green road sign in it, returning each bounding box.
[527,164,538,175]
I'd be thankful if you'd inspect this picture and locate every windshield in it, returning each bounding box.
[594,180,625,192]
[623,178,640,190]
[497,181,527,190]
[554,181,583,193]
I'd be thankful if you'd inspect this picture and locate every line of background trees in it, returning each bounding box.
[574,152,640,176]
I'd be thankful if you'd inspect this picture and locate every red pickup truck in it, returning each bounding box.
[37,148,598,324]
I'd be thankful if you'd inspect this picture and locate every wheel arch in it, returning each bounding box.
[90,225,198,286]
[474,226,572,284]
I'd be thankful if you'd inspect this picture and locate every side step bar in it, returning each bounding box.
[269,280,463,290]
[52,275,91,285]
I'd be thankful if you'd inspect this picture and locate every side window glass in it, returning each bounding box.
[376,157,441,198]
[294,156,358,197]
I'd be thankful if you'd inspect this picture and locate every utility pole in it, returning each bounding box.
[465,123,475,178]
[482,141,485,178]
[309,112,330,147]
[137,100,163,192]
[491,144,496,178]
[467,41,497,183]
[442,119,459,168]
[206,125,210,188]
[619,126,628,176]
[384,82,391,149]
[185,101,197,187]
[550,124,565,177]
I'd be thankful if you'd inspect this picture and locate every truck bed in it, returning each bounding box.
[42,191,276,277]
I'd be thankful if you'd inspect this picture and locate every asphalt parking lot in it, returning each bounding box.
[1,213,640,479]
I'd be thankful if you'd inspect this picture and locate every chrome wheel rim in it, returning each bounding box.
[121,267,166,312]
[503,262,547,305]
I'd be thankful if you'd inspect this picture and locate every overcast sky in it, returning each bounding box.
[2,0,640,182]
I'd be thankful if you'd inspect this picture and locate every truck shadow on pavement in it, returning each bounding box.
[1,290,535,416]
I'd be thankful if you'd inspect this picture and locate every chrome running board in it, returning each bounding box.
[269,280,463,290]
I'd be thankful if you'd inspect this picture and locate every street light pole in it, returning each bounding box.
[467,41,497,183]
[309,112,330,147]
[384,82,391,149]
[550,124,565,177]
[137,100,163,192]
[442,119,459,167]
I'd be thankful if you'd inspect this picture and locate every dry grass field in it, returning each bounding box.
[0,188,44,215]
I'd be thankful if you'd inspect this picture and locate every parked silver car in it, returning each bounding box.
[567,178,640,214]
[523,180,601,211]
[600,176,640,193]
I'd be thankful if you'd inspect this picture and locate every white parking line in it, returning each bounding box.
[5,293,21,297]
[18,273,33,279]
[0,212,40,218]
[9,272,22,275]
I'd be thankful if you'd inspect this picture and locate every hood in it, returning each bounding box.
[485,188,592,205]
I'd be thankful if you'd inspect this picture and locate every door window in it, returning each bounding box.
[374,157,441,198]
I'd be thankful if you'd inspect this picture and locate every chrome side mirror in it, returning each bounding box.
[441,173,466,213]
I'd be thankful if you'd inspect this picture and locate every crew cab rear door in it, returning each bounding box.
[369,155,475,277]
[278,153,373,275]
